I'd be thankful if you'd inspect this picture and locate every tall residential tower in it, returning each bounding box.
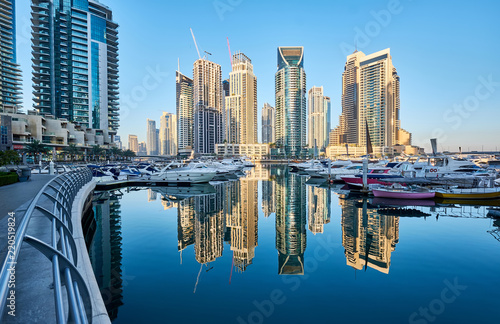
[193,59,222,154]
[0,0,22,111]
[307,86,330,151]
[261,103,275,144]
[176,70,193,150]
[31,0,119,140]
[275,47,306,157]
[225,52,257,144]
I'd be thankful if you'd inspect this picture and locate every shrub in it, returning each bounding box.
[0,172,18,186]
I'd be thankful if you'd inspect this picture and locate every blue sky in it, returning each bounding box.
[16,0,500,152]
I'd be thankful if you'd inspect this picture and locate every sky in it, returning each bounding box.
[15,0,500,152]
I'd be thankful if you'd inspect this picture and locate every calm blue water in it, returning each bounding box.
[88,166,500,324]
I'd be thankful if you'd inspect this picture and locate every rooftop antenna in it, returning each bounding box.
[177,58,180,72]
[190,28,201,60]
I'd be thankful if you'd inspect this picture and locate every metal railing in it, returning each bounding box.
[0,168,94,323]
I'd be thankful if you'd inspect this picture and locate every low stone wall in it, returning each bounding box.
[71,179,111,324]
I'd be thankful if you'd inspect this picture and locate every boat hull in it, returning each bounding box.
[373,189,435,199]
[150,172,216,184]
[434,190,500,200]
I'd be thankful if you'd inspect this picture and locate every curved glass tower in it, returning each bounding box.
[275,46,306,157]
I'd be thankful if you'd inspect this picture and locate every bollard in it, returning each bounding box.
[49,160,55,175]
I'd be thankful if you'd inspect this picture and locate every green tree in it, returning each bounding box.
[0,150,21,166]
[62,144,80,162]
[23,140,50,164]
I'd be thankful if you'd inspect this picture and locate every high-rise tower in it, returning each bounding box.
[176,71,193,150]
[31,0,119,139]
[0,0,22,111]
[307,86,331,151]
[275,47,306,157]
[261,103,275,144]
[193,59,222,154]
[225,52,257,144]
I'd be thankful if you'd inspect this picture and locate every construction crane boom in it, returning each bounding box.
[227,37,233,69]
[190,28,201,60]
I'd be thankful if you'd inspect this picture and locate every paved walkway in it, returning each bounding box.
[0,174,55,222]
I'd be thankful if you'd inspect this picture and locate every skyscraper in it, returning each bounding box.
[275,47,306,157]
[176,71,193,150]
[261,103,275,144]
[225,52,257,144]
[128,134,138,153]
[332,49,411,151]
[146,119,157,155]
[0,0,22,111]
[307,86,331,151]
[159,112,177,156]
[193,59,222,154]
[31,0,119,140]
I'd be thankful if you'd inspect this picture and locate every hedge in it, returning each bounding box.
[0,172,18,186]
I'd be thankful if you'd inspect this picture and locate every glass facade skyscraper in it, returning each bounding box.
[31,0,119,138]
[0,0,23,111]
[275,47,306,157]
[176,71,193,151]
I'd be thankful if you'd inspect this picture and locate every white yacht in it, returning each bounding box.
[149,162,217,184]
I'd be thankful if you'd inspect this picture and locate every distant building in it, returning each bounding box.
[215,143,269,158]
[138,141,147,156]
[0,0,22,112]
[31,0,119,142]
[159,112,177,156]
[193,59,222,154]
[146,119,157,155]
[262,103,275,144]
[114,135,122,149]
[176,71,193,150]
[225,52,257,144]
[275,47,307,157]
[307,86,330,151]
[128,135,138,153]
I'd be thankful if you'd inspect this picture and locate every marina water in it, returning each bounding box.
[87,165,499,323]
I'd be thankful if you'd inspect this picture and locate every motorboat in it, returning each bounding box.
[149,162,217,184]
[434,187,500,200]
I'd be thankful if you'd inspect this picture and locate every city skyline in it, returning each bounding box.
[14,0,500,152]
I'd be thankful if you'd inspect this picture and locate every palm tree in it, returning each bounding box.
[122,149,136,161]
[62,144,80,162]
[109,146,122,161]
[23,140,50,164]
[90,145,104,162]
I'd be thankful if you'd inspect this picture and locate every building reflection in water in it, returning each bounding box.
[275,168,307,275]
[90,191,124,320]
[226,176,259,272]
[307,185,331,234]
[262,167,277,218]
[341,198,399,274]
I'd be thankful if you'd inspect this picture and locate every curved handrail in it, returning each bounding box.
[0,168,94,323]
